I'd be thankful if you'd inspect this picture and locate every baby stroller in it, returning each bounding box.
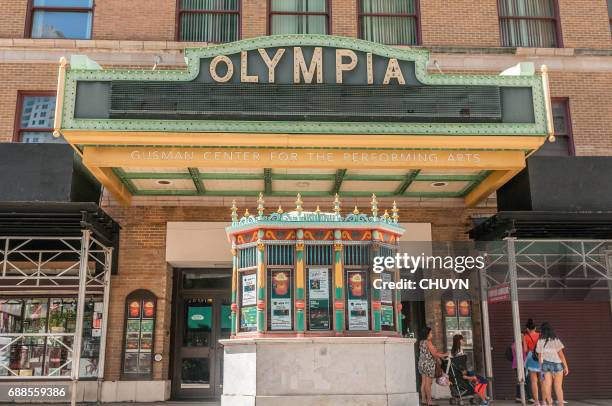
[440,354,478,405]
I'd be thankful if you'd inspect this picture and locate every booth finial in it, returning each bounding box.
[277,205,284,214]
[353,206,360,215]
[257,192,265,217]
[333,193,341,216]
[315,205,321,214]
[244,208,250,217]
[371,194,379,219]
[231,200,238,222]
[382,210,390,219]
[295,193,303,214]
[391,201,399,223]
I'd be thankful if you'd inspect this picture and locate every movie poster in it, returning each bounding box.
[308,268,330,330]
[241,307,257,330]
[270,270,291,330]
[241,273,256,306]
[381,304,394,327]
[380,272,393,304]
[347,270,369,330]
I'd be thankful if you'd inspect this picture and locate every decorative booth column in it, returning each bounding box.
[221,194,418,406]
[256,229,266,334]
[333,231,344,335]
[295,228,306,334]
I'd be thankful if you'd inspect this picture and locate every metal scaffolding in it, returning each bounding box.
[483,239,612,291]
[0,231,113,405]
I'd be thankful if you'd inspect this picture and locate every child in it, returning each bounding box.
[452,335,489,406]
[463,370,489,406]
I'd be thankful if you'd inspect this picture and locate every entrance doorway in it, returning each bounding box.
[171,269,232,400]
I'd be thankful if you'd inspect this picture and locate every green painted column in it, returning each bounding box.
[371,234,382,333]
[395,246,403,335]
[333,230,344,334]
[230,237,237,337]
[295,229,305,333]
[256,229,266,333]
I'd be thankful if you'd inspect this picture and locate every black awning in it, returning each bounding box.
[0,202,120,273]
[469,211,612,240]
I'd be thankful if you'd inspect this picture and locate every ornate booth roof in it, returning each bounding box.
[227,193,404,236]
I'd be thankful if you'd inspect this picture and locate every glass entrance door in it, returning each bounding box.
[172,270,231,399]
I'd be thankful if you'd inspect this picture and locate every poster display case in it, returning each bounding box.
[346,270,370,331]
[380,272,396,331]
[268,269,292,330]
[121,290,156,379]
[307,267,332,331]
[443,298,474,369]
[239,271,257,332]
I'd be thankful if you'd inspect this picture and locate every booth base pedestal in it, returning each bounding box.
[220,337,418,406]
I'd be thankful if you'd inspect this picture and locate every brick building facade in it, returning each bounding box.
[1,0,611,403]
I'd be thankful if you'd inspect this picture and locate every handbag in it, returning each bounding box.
[526,334,538,362]
[434,359,444,378]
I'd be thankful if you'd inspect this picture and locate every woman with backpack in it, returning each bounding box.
[537,322,569,406]
[523,319,541,404]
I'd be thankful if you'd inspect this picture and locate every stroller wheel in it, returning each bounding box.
[469,398,476,404]
[458,401,466,406]
[449,398,455,405]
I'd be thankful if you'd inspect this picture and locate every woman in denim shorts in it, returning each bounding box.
[536,323,569,406]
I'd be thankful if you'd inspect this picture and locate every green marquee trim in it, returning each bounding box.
[115,167,488,198]
[61,34,548,137]
[117,170,485,182]
[131,189,466,198]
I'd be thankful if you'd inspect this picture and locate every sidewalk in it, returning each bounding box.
[2,401,611,406]
[494,402,612,406]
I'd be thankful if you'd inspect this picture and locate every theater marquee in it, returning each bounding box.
[54,35,553,206]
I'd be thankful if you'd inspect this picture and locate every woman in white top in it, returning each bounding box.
[536,322,569,406]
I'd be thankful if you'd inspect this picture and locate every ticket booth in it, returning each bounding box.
[221,194,418,405]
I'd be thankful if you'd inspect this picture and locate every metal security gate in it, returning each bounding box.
[480,239,612,402]
[488,300,612,399]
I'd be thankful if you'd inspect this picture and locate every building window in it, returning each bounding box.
[535,99,573,156]
[121,290,156,379]
[359,0,419,45]
[178,0,240,42]
[0,297,102,378]
[28,0,93,39]
[269,0,329,35]
[498,0,560,47]
[15,93,63,144]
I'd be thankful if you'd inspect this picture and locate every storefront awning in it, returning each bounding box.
[53,35,553,206]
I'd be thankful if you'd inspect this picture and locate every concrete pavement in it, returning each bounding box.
[3,400,611,406]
